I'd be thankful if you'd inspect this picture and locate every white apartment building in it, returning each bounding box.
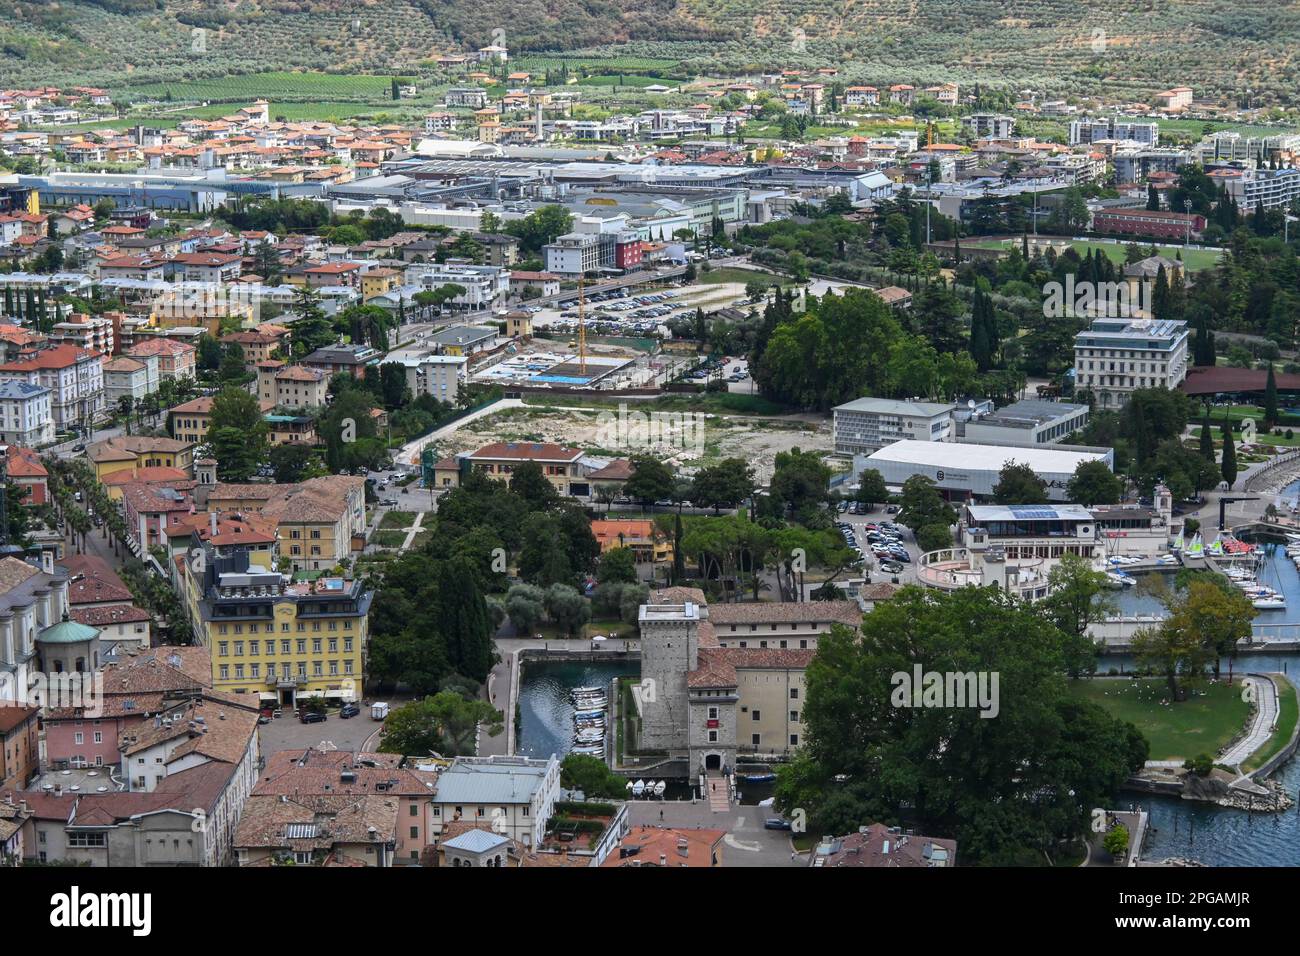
[1074,317,1189,409]
[1219,166,1300,210]
[102,354,159,407]
[1069,118,1159,147]
[0,380,53,446]
[0,345,104,431]
[964,113,1015,139]
[832,397,954,457]
[404,262,508,311]
[388,350,469,405]
[544,232,603,275]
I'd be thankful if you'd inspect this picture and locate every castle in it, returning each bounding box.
[636,587,862,775]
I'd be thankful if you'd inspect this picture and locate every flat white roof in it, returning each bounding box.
[866,439,1108,473]
[835,397,953,417]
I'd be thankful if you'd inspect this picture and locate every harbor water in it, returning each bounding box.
[516,660,635,761]
[1109,543,1300,865]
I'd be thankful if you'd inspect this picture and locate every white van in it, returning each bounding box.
[371,702,390,721]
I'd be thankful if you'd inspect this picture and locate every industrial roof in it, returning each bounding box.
[965,503,1095,523]
[866,439,1108,473]
[834,397,953,416]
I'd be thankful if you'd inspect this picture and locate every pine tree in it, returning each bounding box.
[1221,421,1238,489]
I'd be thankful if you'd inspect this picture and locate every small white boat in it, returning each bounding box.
[632,779,646,797]
[653,780,667,797]
[1254,597,1287,609]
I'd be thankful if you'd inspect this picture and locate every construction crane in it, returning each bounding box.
[577,275,587,374]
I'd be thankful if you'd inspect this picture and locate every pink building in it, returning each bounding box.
[122,478,197,551]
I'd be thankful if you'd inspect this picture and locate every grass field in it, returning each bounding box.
[378,510,418,530]
[698,267,784,287]
[117,71,398,103]
[966,237,1222,271]
[1068,678,1251,762]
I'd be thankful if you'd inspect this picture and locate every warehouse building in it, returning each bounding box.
[962,399,1090,447]
[856,439,1113,502]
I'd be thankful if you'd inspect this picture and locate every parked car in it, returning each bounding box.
[339,703,360,719]
[764,817,793,831]
[300,710,327,724]
[880,560,904,573]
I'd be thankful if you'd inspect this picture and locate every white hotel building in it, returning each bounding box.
[1073,317,1189,410]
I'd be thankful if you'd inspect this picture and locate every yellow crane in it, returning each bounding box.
[577,276,587,373]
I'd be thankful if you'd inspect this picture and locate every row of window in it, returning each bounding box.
[219,659,354,680]
[219,637,354,655]
[217,619,353,636]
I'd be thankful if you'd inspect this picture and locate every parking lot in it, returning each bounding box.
[835,504,923,589]
[258,704,387,756]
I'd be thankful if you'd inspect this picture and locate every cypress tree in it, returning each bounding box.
[1199,415,1215,462]
[1221,421,1238,489]
[1265,366,1279,426]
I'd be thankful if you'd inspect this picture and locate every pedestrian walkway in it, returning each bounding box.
[399,510,425,550]
[1219,675,1279,767]
[706,774,730,813]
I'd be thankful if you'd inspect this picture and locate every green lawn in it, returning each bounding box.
[118,71,397,102]
[371,530,409,549]
[1068,678,1251,762]
[1244,675,1299,773]
[378,510,418,530]
[698,267,789,287]
[966,238,1222,271]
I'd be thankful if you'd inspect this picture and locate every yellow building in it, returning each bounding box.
[207,476,367,572]
[590,518,673,564]
[87,435,193,485]
[361,268,401,300]
[181,517,372,708]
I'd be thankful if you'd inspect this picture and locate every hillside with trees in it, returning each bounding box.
[5,0,1300,104]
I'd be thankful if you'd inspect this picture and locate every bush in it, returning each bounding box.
[1183,753,1214,776]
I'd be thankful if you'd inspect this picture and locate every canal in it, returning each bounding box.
[1109,543,1300,865]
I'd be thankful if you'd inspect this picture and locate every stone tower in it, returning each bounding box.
[636,599,704,753]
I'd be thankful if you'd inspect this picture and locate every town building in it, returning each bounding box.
[832,397,955,457]
[0,380,53,446]
[205,475,366,571]
[86,434,193,484]
[810,823,956,867]
[962,399,1090,446]
[0,344,103,432]
[859,440,1114,501]
[181,528,372,707]
[429,755,560,850]
[434,442,589,497]
[637,588,862,772]
[1073,317,1190,409]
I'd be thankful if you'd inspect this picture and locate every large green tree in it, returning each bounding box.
[775,586,1147,864]
[208,386,268,482]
